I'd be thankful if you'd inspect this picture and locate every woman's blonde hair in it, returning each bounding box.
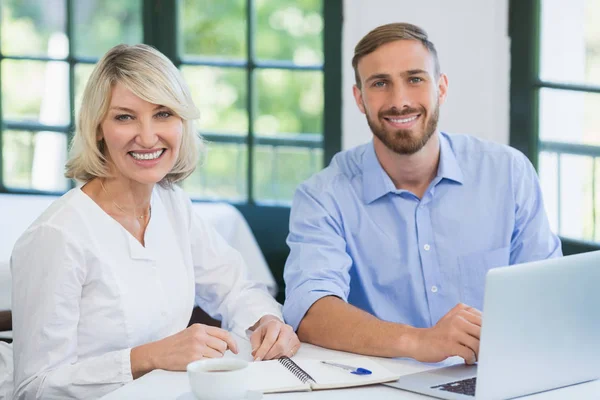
[65,44,202,186]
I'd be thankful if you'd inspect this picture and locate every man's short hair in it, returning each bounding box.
[352,22,441,88]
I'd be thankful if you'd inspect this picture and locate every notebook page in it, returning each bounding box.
[296,357,401,390]
[246,360,311,393]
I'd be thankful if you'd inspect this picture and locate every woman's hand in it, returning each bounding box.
[131,323,238,378]
[249,315,300,361]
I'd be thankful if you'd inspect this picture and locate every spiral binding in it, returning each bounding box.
[278,356,316,384]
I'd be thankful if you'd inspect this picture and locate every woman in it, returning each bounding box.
[11,44,299,400]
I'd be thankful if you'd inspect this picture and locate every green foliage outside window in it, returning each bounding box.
[1,0,325,203]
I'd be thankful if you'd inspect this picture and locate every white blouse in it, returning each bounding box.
[10,186,282,400]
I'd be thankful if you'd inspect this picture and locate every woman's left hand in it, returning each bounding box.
[249,315,301,361]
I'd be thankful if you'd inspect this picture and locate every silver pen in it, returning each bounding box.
[320,361,372,375]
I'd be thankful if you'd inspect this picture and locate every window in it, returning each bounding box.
[0,0,142,193]
[509,0,600,252]
[0,0,342,206]
[177,0,327,204]
[0,0,342,299]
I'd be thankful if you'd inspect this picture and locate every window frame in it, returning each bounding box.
[0,0,343,300]
[0,0,342,201]
[509,0,600,254]
[0,0,78,195]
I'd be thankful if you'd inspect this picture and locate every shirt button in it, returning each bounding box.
[423,244,431,251]
[431,286,438,293]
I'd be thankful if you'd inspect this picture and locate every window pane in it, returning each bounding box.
[2,130,69,191]
[181,66,248,133]
[253,145,322,203]
[74,63,96,119]
[180,0,246,59]
[255,0,323,64]
[561,155,594,240]
[73,0,142,59]
[0,0,66,57]
[539,88,600,145]
[183,142,247,201]
[255,69,323,134]
[540,0,600,86]
[1,59,70,125]
[539,152,597,241]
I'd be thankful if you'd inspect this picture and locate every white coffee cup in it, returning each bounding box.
[187,358,250,400]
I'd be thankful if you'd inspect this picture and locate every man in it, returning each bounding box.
[282,23,561,365]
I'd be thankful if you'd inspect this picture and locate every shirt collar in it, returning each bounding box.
[437,132,464,185]
[362,132,464,204]
[362,141,397,204]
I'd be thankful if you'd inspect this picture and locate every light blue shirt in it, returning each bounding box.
[283,132,562,331]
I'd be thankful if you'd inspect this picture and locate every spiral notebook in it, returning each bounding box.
[246,357,400,393]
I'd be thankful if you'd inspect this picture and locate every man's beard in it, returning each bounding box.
[366,103,439,155]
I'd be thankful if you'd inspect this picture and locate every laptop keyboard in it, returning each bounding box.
[431,377,477,396]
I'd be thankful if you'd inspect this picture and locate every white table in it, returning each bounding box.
[101,336,600,400]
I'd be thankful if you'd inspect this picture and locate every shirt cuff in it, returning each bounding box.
[121,348,133,384]
[283,281,347,331]
[229,297,283,338]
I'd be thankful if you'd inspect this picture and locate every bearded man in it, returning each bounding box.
[282,22,561,364]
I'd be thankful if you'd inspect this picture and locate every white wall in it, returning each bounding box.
[342,0,510,150]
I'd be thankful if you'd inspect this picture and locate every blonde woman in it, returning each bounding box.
[10,44,299,400]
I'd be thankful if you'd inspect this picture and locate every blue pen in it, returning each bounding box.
[320,361,372,375]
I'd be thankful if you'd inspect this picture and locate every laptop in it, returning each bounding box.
[386,250,600,400]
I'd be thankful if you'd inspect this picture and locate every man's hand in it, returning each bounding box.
[411,303,482,365]
[249,315,301,361]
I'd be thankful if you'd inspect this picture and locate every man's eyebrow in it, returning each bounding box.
[365,73,391,84]
[401,69,428,77]
[365,69,429,84]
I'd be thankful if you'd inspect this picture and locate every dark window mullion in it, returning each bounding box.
[0,68,3,192]
[201,133,247,145]
[178,58,322,72]
[0,55,66,62]
[4,122,69,133]
[323,0,343,165]
[0,55,98,63]
[509,0,541,167]
[143,0,178,64]
[0,14,3,191]
[246,0,256,204]
[179,58,246,68]
[535,80,600,94]
[253,60,321,71]
[255,134,322,149]
[72,57,99,65]
[539,141,600,158]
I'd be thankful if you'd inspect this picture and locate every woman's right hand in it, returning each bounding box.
[131,323,239,378]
